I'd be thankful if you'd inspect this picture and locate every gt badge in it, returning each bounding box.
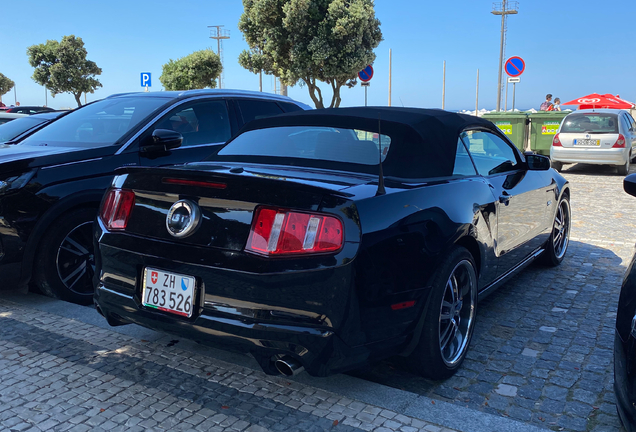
[166,200,201,238]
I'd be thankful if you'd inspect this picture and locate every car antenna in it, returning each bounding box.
[376,113,386,196]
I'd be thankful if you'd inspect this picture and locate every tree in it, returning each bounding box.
[0,73,14,104]
[27,35,102,107]
[238,0,383,109]
[159,50,223,91]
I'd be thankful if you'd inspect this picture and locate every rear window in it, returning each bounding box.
[560,113,619,134]
[216,126,391,166]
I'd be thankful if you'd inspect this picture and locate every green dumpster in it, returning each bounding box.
[481,112,529,152]
[528,111,569,156]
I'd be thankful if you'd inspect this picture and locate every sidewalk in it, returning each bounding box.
[0,293,546,432]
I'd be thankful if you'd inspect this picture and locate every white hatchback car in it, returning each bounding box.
[550,109,636,175]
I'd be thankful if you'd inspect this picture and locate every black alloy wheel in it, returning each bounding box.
[540,196,571,267]
[34,208,97,305]
[408,246,478,380]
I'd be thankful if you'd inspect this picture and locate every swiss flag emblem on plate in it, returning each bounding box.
[151,271,158,284]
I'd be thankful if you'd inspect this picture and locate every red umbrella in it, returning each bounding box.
[562,93,634,110]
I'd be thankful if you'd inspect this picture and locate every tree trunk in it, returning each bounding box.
[303,77,324,109]
[329,79,342,108]
[74,93,83,107]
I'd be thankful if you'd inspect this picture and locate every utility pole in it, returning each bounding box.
[492,1,518,112]
[442,61,446,110]
[476,69,480,116]
[208,25,230,89]
[388,49,392,107]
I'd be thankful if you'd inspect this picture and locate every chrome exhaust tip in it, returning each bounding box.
[275,356,304,376]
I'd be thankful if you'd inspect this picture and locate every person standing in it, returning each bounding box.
[540,94,553,111]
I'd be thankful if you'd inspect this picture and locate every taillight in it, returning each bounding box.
[246,207,344,256]
[552,133,562,146]
[613,134,626,148]
[99,189,135,230]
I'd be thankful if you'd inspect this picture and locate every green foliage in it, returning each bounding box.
[238,0,383,108]
[27,35,102,107]
[159,50,223,91]
[0,73,15,100]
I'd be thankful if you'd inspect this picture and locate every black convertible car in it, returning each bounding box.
[94,107,571,378]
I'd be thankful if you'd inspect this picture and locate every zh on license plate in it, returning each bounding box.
[142,268,195,317]
[574,139,600,146]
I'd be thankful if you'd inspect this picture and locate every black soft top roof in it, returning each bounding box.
[238,107,499,179]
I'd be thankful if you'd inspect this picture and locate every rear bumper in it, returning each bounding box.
[550,146,628,165]
[95,281,371,377]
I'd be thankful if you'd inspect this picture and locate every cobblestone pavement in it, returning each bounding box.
[0,299,468,432]
[352,163,636,432]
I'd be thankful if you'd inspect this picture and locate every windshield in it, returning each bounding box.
[20,97,169,148]
[216,126,391,166]
[0,117,49,143]
[560,113,619,134]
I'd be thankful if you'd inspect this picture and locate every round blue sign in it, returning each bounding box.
[505,57,525,77]
[358,65,374,82]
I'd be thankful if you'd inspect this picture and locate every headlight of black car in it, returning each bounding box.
[0,170,36,195]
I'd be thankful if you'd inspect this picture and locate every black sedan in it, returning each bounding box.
[0,90,309,304]
[0,111,66,144]
[615,174,636,430]
[94,107,571,378]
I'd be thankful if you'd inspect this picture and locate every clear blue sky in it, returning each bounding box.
[1,0,634,111]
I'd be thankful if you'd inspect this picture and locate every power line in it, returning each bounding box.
[208,25,230,89]
[492,1,518,112]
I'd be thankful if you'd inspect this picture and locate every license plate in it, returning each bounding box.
[573,139,600,146]
[142,268,195,317]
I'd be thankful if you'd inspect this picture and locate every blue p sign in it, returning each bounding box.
[141,73,151,87]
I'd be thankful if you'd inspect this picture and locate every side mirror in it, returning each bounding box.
[140,129,183,154]
[625,173,636,197]
[526,154,551,171]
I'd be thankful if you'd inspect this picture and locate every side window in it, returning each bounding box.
[278,102,305,113]
[453,137,477,176]
[461,130,519,176]
[627,113,636,130]
[237,100,284,124]
[153,100,231,147]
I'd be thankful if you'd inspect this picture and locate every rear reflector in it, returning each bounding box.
[391,300,416,310]
[246,207,343,256]
[552,133,562,147]
[613,134,626,148]
[99,189,135,230]
[162,178,227,189]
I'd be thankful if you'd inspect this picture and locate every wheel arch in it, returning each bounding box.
[454,235,482,278]
[20,190,104,287]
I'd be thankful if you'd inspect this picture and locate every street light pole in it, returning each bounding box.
[492,1,518,112]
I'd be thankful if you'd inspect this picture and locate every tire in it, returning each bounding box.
[618,159,630,176]
[551,161,563,172]
[540,196,571,267]
[408,246,478,380]
[34,208,97,305]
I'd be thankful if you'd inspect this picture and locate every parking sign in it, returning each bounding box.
[141,73,151,87]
